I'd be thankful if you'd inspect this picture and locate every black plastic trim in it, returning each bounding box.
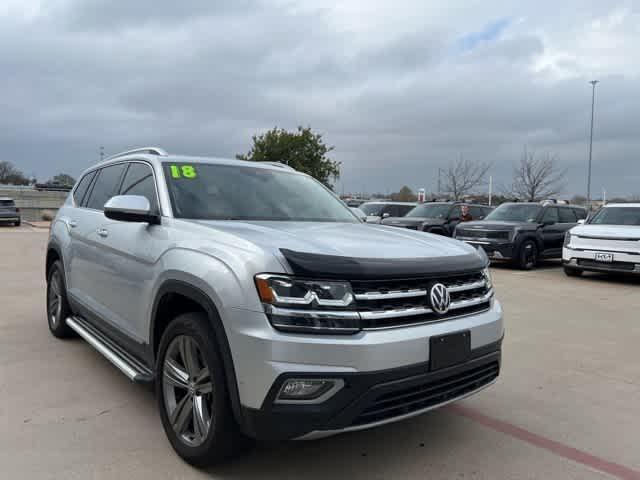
[280,249,487,280]
[241,339,502,441]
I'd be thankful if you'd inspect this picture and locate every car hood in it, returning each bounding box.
[382,217,445,227]
[458,220,535,231]
[192,220,477,260]
[570,224,640,240]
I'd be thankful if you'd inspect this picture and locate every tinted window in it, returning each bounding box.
[574,208,587,220]
[0,199,15,206]
[542,207,559,223]
[164,163,357,222]
[558,208,577,223]
[469,206,485,219]
[85,164,127,211]
[359,203,384,216]
[120,163,158,213]
[396,205,414,216]
[449,206,462,219]
[73,171,96,206]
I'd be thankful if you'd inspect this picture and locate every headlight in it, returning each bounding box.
[482,266,493,291]
[255,274,359,334]
[564,232,572,248]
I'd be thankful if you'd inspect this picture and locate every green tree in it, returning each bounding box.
[390,186,417,202]
[49,173,76,186]
[236,126,340,188]
[0,161,30,185]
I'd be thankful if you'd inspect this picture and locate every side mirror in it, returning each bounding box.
[104,195,160,224]
[577,219,585,224]
[382,212,391,218]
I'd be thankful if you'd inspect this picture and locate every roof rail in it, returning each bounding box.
[105,147,168,161]
[261,161,295,171]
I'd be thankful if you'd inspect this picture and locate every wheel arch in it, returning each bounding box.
[46,241,63,280]
[150,279,244,428]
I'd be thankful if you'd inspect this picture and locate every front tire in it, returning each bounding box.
[156,312,248,467]
[46,260,74,338]
[515,240,538,270]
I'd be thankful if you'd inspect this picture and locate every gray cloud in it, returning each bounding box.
[0,0,638,197]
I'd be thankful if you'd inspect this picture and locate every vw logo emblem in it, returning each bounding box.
[429,283,451,315]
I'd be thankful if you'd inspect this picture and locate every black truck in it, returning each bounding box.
[454,202,587,269]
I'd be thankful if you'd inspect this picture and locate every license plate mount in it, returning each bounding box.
[429,331,471,371]
[595,253,614,263]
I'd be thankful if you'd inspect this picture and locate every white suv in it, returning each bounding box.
[46,147,503,466]
[563,203,640,276]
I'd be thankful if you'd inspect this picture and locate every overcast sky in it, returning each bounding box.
[1,0,638,197]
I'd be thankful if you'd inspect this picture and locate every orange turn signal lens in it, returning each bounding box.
[255,277,275,303]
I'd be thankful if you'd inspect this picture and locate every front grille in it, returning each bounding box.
[457,229,509,240]
[351,272,491,328]
[578,259,636,271]
[352,362,499,426]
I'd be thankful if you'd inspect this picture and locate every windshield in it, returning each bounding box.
[589,207,640,226]
[163,163,358,222]
[359,203,384,216]
[405,203,451,218]
[485,204,542,222]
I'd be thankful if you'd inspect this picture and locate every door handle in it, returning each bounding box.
[97,228,109,238]
[69,220,78,228]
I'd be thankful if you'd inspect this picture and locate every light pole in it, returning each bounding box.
[587,80,598,209]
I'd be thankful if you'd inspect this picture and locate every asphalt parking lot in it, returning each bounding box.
[1,228,639,480]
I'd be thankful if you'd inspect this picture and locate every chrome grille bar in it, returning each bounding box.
[354,289,427,301]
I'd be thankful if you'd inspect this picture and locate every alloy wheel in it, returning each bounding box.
[48,270,63,327]
[162,335,214,447]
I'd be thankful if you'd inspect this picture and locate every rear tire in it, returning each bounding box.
[14,220,21,227]
[515,240,538,270]
[564,266,583,277]
[156,312,249,467]
[46,260,75,338]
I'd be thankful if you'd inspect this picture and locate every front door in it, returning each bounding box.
[540,207,563,254]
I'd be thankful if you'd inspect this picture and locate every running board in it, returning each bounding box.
[66,316,154,383]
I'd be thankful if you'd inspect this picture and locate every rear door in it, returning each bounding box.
[67,163,127,324]
[92,161,164,341]
[558,207,578,236]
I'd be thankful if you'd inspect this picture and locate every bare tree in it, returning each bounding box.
[443,157,492,201]
[511,149,566,201]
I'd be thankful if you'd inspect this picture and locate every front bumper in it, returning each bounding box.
[225,300,503,440]
[459,240,514,260]
[242,345,501,440]
[562,247,640,274]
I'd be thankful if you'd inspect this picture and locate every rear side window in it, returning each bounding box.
[119,163,159,213]
[558,208,577,223]
[73,171,96,206]
[469,206,485,219]
[85,164,127,211]
[574,208,587,220]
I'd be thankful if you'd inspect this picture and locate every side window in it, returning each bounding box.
[119,163,159,213]
[469,206,484,219]
[449,206,461,220]
[574,208,587,220]
[85,164,127,211]
[398,205,413,216]
[558,208,577,223]
[73,170,96,206]
[382,205,396,217]
[542,207,559,224]
[483,207,493,217]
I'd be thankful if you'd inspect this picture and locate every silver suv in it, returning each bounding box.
[46,147,503,466]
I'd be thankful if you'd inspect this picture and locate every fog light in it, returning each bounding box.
[275,378,344,403]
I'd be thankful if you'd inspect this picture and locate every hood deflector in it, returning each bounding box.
[280,248,486,280]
